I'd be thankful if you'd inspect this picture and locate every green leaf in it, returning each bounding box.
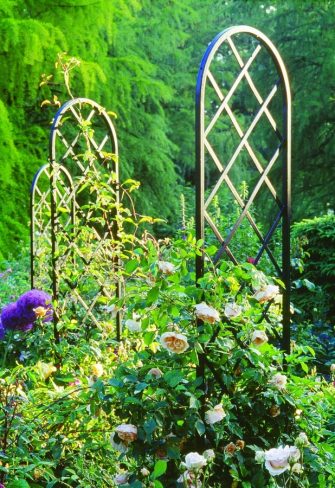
[146,286,160,305]
[195,419,206,436]
[7,481,31,488]
[164,370,183,387]
[152,460,167,479]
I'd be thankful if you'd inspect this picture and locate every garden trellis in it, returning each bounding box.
[195,26,291,353]
[31,98,122,340]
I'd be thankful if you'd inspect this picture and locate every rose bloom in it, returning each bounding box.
[184,452,207,471]
[157,260,175,275]
[224,302,242,319]
[160,331,189,354]
[110,433,128,453]
[125,318,141,332]
[205,404,226,425]
[295,432,309,447]
[194,302,220,324]
[116,424,137,443]
[254,284,279,303]
[270,373,287,390]
[264,445,300,476]
[92,363,104,377]
[251,330,268,346]
[148,367,163,378]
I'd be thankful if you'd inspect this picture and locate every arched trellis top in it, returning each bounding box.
[195,26,291,353]
[49,97,119,168]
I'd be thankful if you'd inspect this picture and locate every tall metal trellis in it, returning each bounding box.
[45,97,122,339]
[196,26,291,353]
[30,163,74,291]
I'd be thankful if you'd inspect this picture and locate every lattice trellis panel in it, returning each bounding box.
[30,163,74,291]
[49,98,121,340]
[196,26,291,352]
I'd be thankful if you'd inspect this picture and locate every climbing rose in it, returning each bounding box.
[160,331,189,354]
[116,424,137,443]
[140,468,150,476]
[184,452,207,471]
[254,284,279,303]
[224,302,242,319]
[264,446,300,476]
[203,449,215,461]
[114,473,128,485]
[157,261,175,275]
[251,330,268,346]
[269,373,287,390]
[205,404,226,424]
[110,433,128,453]
[17,289,52,323]
[194,303,220,323]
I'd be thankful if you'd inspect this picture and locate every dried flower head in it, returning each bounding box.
[224,442,236,457]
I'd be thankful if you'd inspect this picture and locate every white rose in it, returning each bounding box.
[251,330,269,346]
[177,471,201,487]
[254,284,279,303]
[224,302,242,319]
[264,445,300,476]
[158,261,175,275]
[160,331,189,354]
[203,449,215,461]
[116,424,137,443]
[205,404,226,424]
[114,472,128,485]
[184,452,207,471]
[141,467,150,476]
[91,363,104,377]
[194,303,220,324]
[125,318,141,332]
[269,373,287,390]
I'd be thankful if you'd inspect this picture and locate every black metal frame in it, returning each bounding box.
[196,26,291,353]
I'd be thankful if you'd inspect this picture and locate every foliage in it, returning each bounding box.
[0,0,334,257]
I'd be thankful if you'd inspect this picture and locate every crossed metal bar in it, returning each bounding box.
[196,26,291,353]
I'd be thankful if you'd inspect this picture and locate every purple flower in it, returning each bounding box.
[1,302,31,330]
[17,289,53,323]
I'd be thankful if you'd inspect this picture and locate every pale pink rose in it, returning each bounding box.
[184,452,207,471]
[224,302,242,319]
[205,404,226,425]
[264,445,300,476]
[114,472,128,485]
[160,332,189,354]
[116,424,137,443]
[158,261,175,275]
[148,367,163,378]
[194,303,220,324]
[269,373,287,390]
[254,284,279,303]
[251,330,269,346]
